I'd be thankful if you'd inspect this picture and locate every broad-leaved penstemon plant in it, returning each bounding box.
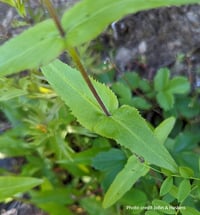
[0,0,199,209]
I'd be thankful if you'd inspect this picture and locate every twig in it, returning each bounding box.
[42,0,110,116]
[42,0,65,37]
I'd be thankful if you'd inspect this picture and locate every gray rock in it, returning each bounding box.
[111,4,200,82]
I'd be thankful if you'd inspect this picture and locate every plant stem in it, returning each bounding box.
[42,0,110,116]
[42,0,65,37]
[68,48,111,116]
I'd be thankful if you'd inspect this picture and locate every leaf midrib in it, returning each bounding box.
[50,64,103,115]
[65,0,190,35]
[65,0,135,33]
[110,111,176,170]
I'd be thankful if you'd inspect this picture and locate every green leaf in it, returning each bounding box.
[154,68,170,91]
[0,88,27,101]
[175,96,200,118]
[0,132,32,156]
[177,152,200,178]
[0,20,64,77]
[42,60,178,172]
[95,105,177,172]
[35,203,73,215]
[168,77,190,94]
[120,189,147,206]
[0,0,15,6]
[121,72,140,90]
[179,166,194,178]
[152,199,175,214]
[80,197,112,215]
[177,179,191,202]
[92,149,127,191]
[111,82,132,105]
[180,207,200,215]
[156,91,174,110]
[0,176,43,201]
[139,79,151,93]
[154,117,175,144]
[169,185,178,199]
[62,0,199,47]
[92,148,126,172]
[31,188,73,205]
[160,177,173,196]
[111,82,132,101]
[14,0,26,17]
[1,0,199,78]
[41,59,118,130]
[131,97,152,110]
[154,69,190,111]
[60,144,109,166]
[103,155,149,208]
